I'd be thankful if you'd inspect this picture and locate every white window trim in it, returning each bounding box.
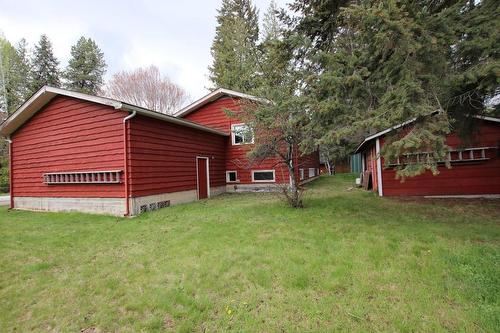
[251,169,276,183]
[226,170,239,183]
[300,168,304,180]
[231,123,254,146]
[308,168,315,178]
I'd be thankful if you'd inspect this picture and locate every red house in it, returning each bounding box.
[355,116,500,197]
[0,86,319,216]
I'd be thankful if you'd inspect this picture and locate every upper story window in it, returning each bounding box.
[231,123,254,145]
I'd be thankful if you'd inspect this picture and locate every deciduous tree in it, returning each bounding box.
[105,66,189,114]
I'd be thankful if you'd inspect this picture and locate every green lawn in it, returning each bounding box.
[1,175,499,332]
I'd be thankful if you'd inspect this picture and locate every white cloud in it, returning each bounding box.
[0,0,289,99]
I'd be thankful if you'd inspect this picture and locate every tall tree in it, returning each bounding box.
[0,37,29,115]
[209,0,260,92]
[13,39,32,102]
[291,0,499,178]
[30,34,60,92]
[105,65,189,114]
[63,37,107,94]
[262,0,281,42]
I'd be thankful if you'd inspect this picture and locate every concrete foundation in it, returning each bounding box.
[129,185,227,215]
[14,196,126,216]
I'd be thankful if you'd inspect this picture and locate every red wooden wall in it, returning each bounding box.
[380,120,500,196]
[298,150,320,181]
[128,115,226,197]
[182,97,293,184]
[11,96,126,198]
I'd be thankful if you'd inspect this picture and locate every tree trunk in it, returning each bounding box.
[286,146,303,208]
[325,159,332,175]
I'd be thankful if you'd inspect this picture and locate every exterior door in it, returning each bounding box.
[196,157,209,199]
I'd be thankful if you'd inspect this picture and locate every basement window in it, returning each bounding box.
[231,124,254,145]
[252,170,275,183]
[43,170,123,184]
[226,171,238,183]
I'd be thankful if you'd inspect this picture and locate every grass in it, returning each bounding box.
[0,174,499,332]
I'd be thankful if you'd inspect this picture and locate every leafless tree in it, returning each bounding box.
[105,65,189,114]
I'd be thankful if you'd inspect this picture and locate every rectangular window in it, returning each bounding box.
[231,123,254,145]
[308,168,315,178]
[252,170,275,182]
[300,169,304,180]
[226,171,238,182]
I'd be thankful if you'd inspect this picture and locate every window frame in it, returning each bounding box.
[226,170,238,183]
[308,168,315,178]
[231,123,254,146]
[299,168,305,180]
[251,169,276,183]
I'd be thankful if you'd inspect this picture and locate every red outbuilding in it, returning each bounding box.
[355,116,500,197]
[0,86,319,215]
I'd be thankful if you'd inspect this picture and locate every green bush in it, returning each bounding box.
[0,157,9,193]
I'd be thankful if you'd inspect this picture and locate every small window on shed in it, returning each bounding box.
[226,171,238,182]
[308,168,315,178]
[252,170,275,182]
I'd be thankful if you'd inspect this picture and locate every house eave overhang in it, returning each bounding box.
[353,113,500,154]
[174,87,269,118]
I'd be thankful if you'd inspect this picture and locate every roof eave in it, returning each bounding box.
[174,88,268,118]
[122,103,229,136]
[0,86,229,137]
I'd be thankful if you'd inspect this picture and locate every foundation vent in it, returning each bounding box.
[139,200,171,213]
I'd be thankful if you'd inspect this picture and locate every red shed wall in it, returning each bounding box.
[183,97,291,185]
[11,96,126,198]
[381,120,500,196]
[128,115,226,197]
[298,150,321,181]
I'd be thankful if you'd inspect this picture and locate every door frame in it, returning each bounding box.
[196,156,210,199]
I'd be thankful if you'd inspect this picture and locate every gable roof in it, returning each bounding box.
[0,86,229,137]
[354,114,500,154]
[174,88,268,118]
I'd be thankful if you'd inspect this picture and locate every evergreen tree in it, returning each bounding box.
[262,0,281,42]
[209,0,260,92]
[64,37,107,94]
[290,0,499,178]
[13,39,32,102]
[30,34,60,92]
[0,37,29,115]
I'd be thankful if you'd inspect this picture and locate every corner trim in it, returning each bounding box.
[375,138,383,197]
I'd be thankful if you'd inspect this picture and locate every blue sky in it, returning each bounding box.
[0,0,288,100]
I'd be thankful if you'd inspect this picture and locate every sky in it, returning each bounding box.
[0,0,289,101]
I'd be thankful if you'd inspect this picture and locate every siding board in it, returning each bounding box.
[11,96,126,198]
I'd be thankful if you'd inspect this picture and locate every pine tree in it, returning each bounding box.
[64,37,107,94]
[209,0,260,92]
[14,39,32,101]
[30,34,60,92]
[291,0,499,178]
[262,0,281,42]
